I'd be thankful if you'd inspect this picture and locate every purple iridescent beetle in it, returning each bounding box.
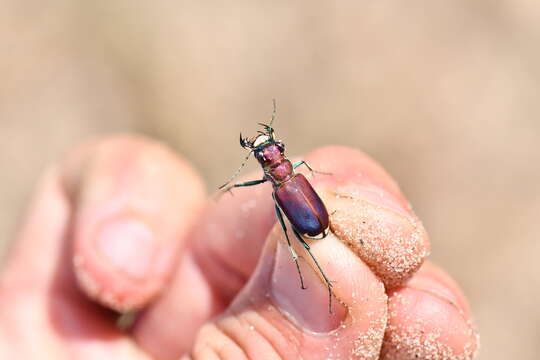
[219,101,334,312]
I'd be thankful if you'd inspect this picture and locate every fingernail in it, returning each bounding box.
[407,273,470,316]
[95,217,156,280]
[270,239,347,333]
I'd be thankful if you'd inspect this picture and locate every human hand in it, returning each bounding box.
[0,135,478,359]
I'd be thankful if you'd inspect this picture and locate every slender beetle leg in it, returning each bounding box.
[292,160,332,176]
[218,150,254,190]
[292,228,334,314]
[273,194,306,289]
[221,179,267,196]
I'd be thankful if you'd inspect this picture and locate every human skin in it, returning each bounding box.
[0,135,478,359]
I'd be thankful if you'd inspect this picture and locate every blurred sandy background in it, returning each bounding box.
[1,1,539,358]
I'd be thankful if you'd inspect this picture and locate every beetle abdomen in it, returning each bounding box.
[275,174,329,236]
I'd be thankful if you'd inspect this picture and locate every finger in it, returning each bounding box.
[133,170,276,358]
[381,262,479,359]
[303,146,430,289]
[406,262,471,317]
[190,222,388,360]
[1,167,71,293]
[0,168,151,359]
[63,135,205,311]
[134,145,429,358]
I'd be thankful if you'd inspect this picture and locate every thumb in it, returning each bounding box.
[189,204,388,359]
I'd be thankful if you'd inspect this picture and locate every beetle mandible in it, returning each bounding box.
[219,100,334,312]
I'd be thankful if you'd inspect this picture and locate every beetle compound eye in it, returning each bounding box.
[255,151,266,162]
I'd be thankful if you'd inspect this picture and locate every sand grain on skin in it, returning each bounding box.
[326,193,429,289]
[381,289,478,360]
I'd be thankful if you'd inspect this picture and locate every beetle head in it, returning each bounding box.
[240,120,278,150]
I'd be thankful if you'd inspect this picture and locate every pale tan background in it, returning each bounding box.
[1,1,539,359]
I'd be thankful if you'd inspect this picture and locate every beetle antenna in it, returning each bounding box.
[268,99,277,139]
[218,150,252,190]
[270,99,276,127]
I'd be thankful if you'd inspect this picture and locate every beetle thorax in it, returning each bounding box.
[255,143,281,164]
[254,143,293,184]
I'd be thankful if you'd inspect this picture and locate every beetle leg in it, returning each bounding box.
[273,197,306,290]
[292,160,332,176]
[220,178,267,196]
[218,150,255,190]
[292,228,334,314]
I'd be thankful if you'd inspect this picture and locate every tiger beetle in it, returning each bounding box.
[219,100,335,313]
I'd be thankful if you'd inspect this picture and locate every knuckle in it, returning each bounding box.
[192,314,293,360]
[93,134,174,161]
[58,134,163,200]
[192,322,250,360]
[61,133,195,188]
[65,133,175,168]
